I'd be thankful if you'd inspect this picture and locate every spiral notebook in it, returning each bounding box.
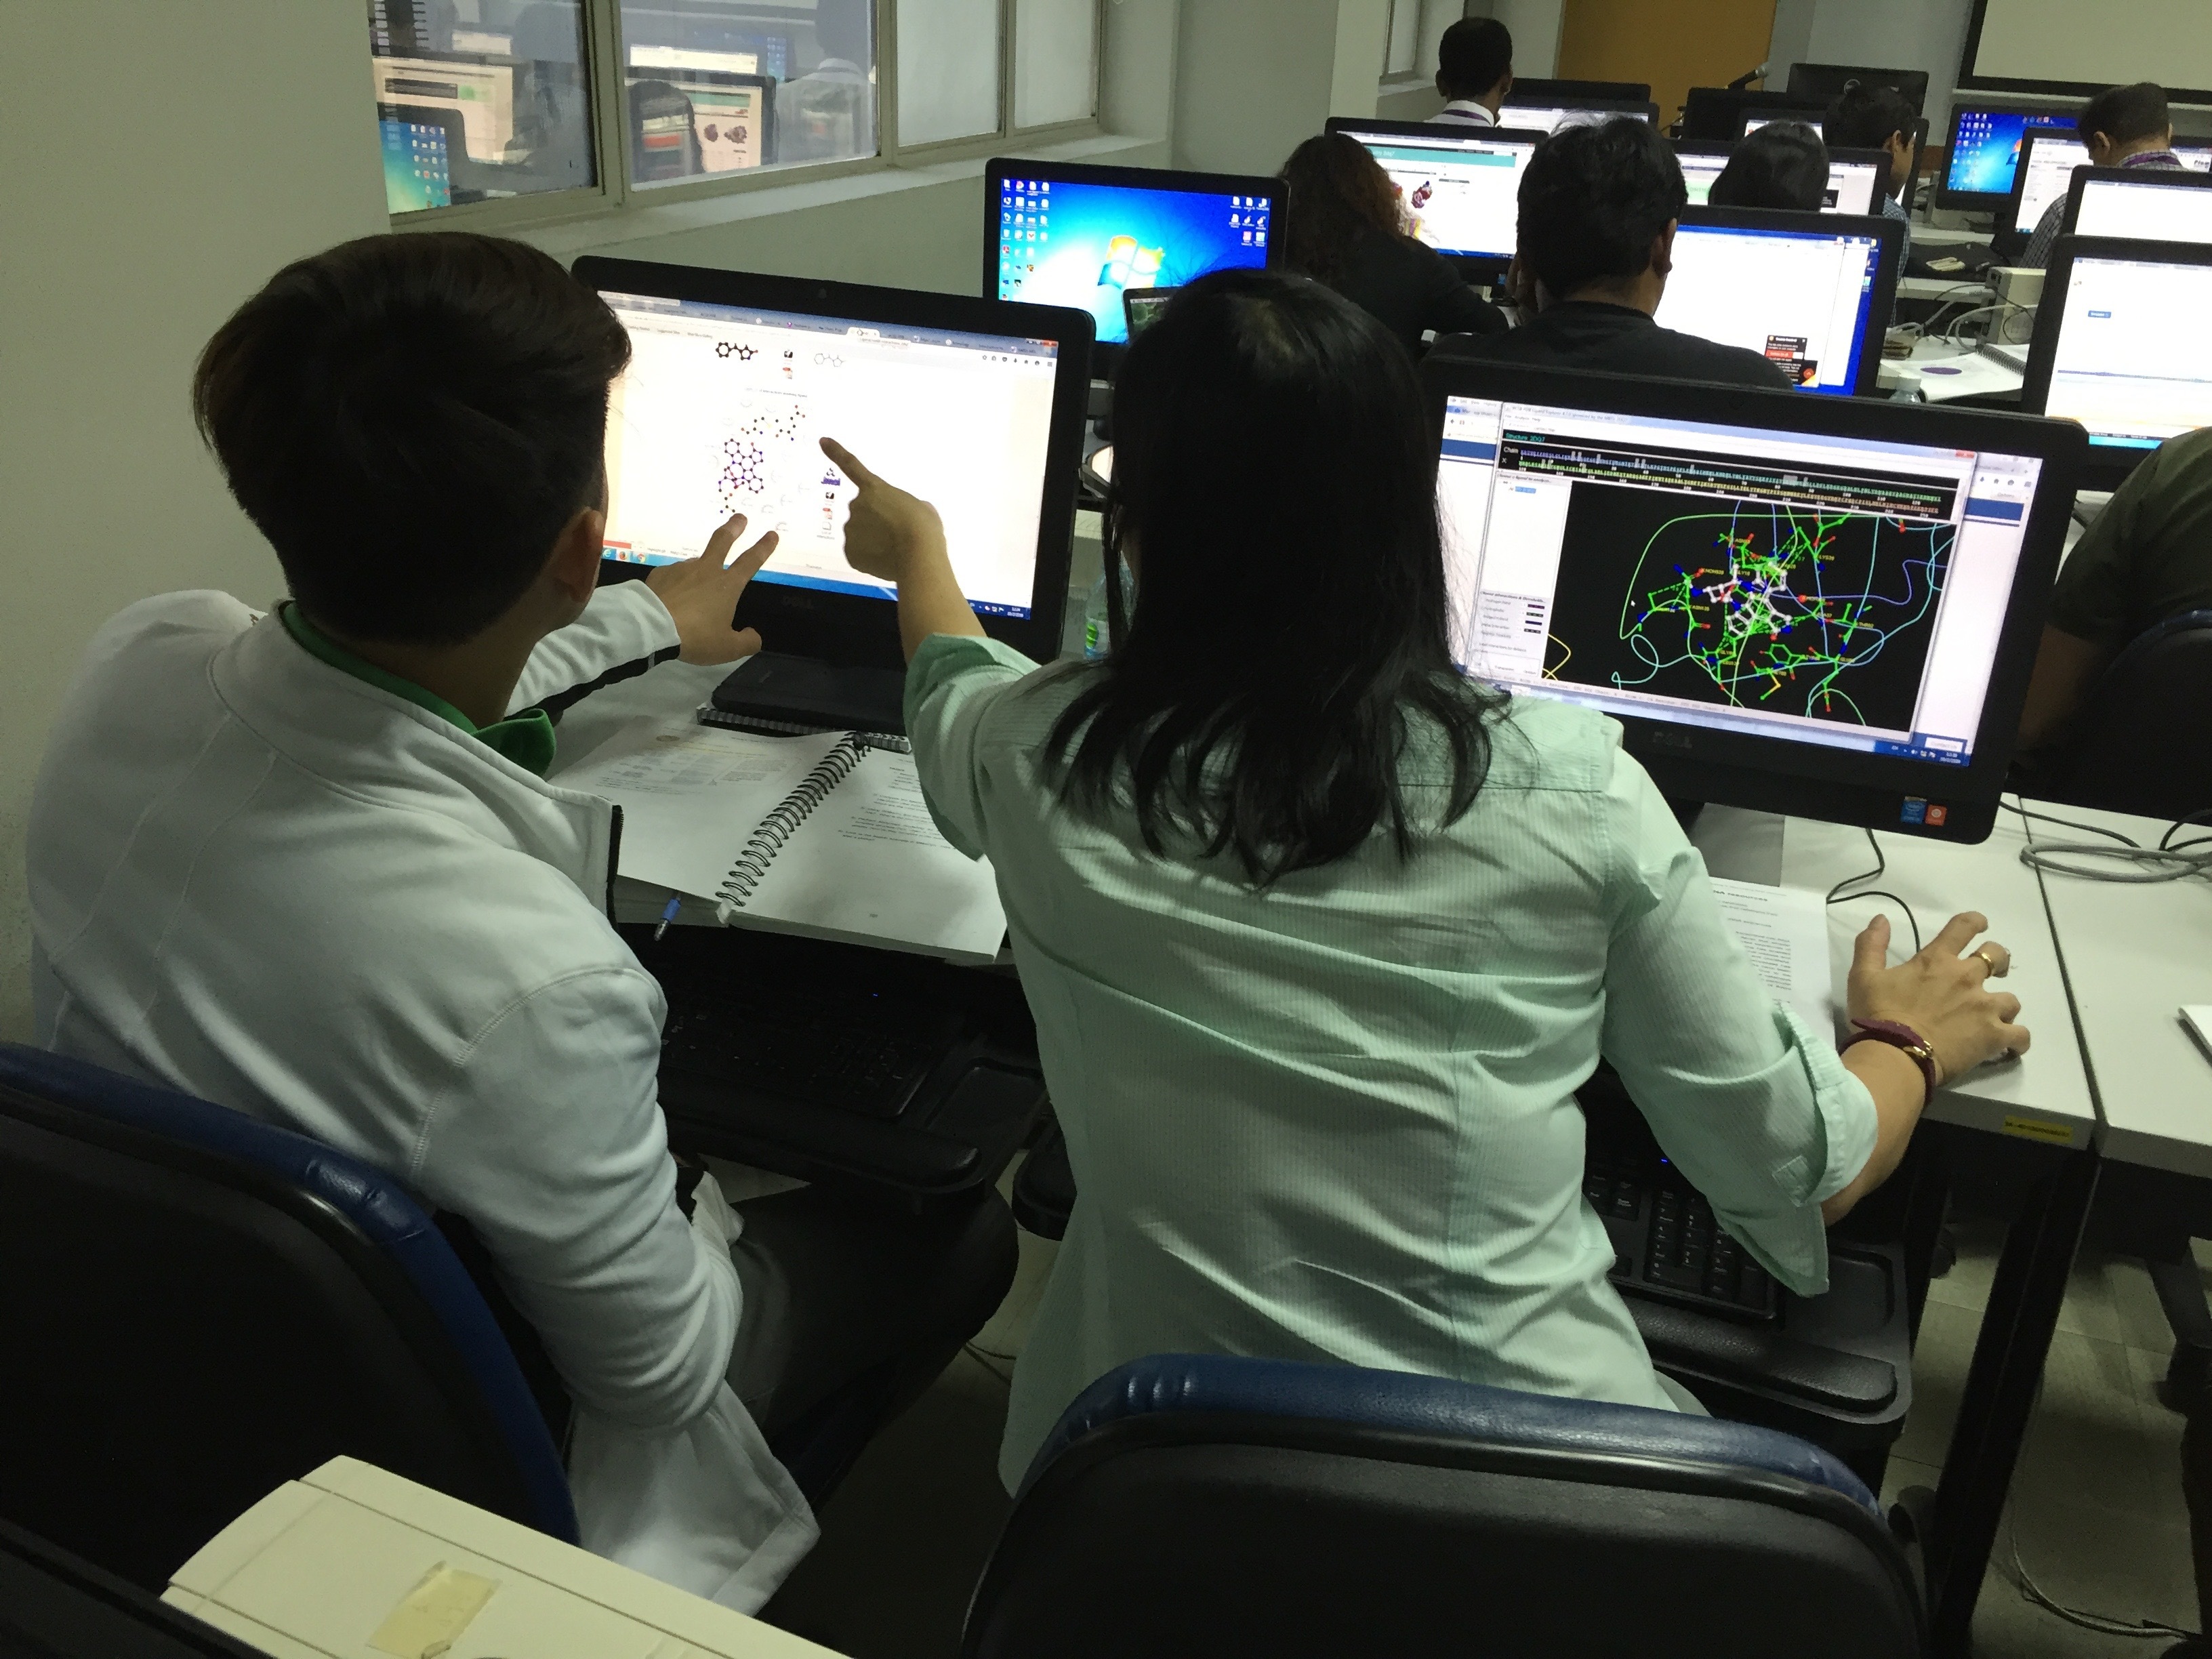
[556,716,1008,964]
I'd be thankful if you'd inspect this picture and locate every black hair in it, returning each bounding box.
[2080,81,2170,148]
[1710,121,1830,211]
[1516,118,1687,298]
[1279,133,1408,287]
[1824,83,1915,154]
[1437,18,1513,102]
[193,232,630,646]
[1044,270,1504,884]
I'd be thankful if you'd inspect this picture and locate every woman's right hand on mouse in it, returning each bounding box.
[1847,910,2031,1085]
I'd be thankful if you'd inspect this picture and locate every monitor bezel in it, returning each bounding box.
[1933,100,2079,214]
[1324,117,1551,276]
[1783,62,1931,113]
[1510,76,1652,103]
[1999,125,2086,240]
[2062,163,2212,235]
[981,157,1283,376]
[1669,205,1906,397]
[635,67,779,169]
[1496,96,1662,130]
[1413,361,2085,842]
[1678,87,1826,142]
[2020,234,2212,489]
[572,255,1094,668]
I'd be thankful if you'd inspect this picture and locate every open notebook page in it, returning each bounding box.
[736,747,1008,964]
[554,716,840,901]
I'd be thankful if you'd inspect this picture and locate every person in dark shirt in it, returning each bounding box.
[1431,119,1793,390]
[1711,121,1829,211]
[2015,426,2212,757]
[1277,134,1506,356]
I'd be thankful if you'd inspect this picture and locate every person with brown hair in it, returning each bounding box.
[1277,132,1504,354]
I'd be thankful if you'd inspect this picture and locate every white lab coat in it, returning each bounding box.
[26,583,817,1610]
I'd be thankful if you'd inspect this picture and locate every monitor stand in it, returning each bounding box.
[710,652,906,737]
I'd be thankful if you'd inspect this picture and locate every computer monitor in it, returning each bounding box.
[1679,88,1826,142]
[2007,132,2212,235]
[983,159,1280,366]
[641,69,775,171]
[370,54,516,162]
[1326,118,1544,274]
[1511,77,1652,104]
[2022,239,2212,487]
[1496,97,1658,135]
[1937,103,2078,213]
[630,43,766,77]
[1671,140,1887,216]
[1743,113,1824,139]
[2064,165,2212,241]
[1416,362,2083,839]
[377,105,455,212]
[1656,207,1903,396]
[1123,286,1180,339]
[1784,63,1930,113]
[573,258,1093,667]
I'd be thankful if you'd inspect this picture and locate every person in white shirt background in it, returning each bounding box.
[25,230,1017,1612]
[1429,17,1513,129]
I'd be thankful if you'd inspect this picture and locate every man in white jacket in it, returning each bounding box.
[26,232,1016,1610]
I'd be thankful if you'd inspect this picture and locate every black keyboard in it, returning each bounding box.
[658,981,963,1120]
[1586,1153,1779,1323]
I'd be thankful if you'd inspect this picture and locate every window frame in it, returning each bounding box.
[383,0,1104,231]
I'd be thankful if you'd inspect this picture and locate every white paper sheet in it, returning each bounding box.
[1708,876,1837,1036]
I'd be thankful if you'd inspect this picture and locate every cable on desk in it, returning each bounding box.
[1823,827,1923,955]
[2005,801,2212,884]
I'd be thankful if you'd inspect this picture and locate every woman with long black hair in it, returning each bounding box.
[818,270,2026,1489]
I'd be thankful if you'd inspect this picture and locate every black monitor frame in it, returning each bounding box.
[640,66,779,170]
[1414,361,2084,841]
[1933,100,2081,214]
[2020,235,2212,489]
[1679,87,1826,142]
[1511,76,1652,103]
[1324,117,1549,279]
[1497,95,1662,131]
[1668,205,1906,396]
[1999,125,2086,240]
[572,256,1094,668]
[981,157,1282,376]
[2062,163,2212,236]
[1785,62,1931,112]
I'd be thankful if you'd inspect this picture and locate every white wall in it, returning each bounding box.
[0,3,390,1040]
[1173,0,1389,175]
[1490,0,1564,79]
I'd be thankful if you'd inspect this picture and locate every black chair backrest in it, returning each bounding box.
[0,1515,268,1658]
[965,1354,1923,1659]
[0,1047,574,1589]
[2044,608,2212,819]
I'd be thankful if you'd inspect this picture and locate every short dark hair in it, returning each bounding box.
[1517,118,1687,298]
[1437,18,1512,101]
[2080,81,2169,147]
[1824,83,1915,153]
[1047,270,1503,884]
[1710,121,1830,211]
[193,233,630,646]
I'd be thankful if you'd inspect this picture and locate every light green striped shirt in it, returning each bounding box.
[903,634,1878,1490]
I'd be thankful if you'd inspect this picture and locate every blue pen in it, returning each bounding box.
[653,896,682,941]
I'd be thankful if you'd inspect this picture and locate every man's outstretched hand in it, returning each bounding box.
[645,513,779,663]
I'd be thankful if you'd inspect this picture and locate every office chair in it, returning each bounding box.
[0,1043,579,1589]
[964,1352,1924,1659]
[2039,608,2212,820]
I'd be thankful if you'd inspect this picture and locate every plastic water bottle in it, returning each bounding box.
[1082,565,1134,661]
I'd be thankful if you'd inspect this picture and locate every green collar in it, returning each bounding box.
[279,603,557,777]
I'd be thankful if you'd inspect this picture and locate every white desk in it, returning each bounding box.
[2027,803,2212,1176]
[1898,275,1995,306]
[1875,343,2026,404]
[1695,804,2096,1148]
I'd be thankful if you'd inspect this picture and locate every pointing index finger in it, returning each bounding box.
[819,436,876,485]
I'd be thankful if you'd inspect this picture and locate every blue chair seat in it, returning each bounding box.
[966,1352,1921,1658]
[0,1043,576,1586]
